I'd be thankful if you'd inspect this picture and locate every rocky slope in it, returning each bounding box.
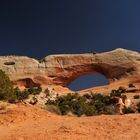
[0,48,140,89]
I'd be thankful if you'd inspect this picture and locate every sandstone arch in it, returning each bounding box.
[0,48,139,88]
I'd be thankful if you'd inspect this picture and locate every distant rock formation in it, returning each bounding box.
[0,48,140,88]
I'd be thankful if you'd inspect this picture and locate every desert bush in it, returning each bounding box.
[46,93,116,116]
[44,88,50,97]
[91,94,112,114]
[0,70,29,103]
[103,105,116,115]
[44,105,61,115]
[110,87,126,98]
[15,88,30,101]
[70,100,85,116]
[2,87,30,103]
[128,83,135,88]
[46,99,56,105]
[28,86,42,95]
[124,107,135,114]
[8,87,33,103]
[94,100,104,113]
[57,93,82,115]
[46,93,85,116]
[0,70,42,103]
[83,93,92,99]
[8,91,17,103]
[84,105,96,116]
[0,102,8,110]
[133,95,139,99]
[29,96,38,105]
[121,95,127,100]
[118,86,126,93]
[45,90,138,116]
[110,89,122,97]
[0,70,15,101]
[136,103,140,113]
[12,86,42,102]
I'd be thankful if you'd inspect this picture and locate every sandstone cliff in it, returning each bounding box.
[0,48,140,88]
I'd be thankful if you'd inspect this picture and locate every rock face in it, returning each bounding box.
[0,48,140,88]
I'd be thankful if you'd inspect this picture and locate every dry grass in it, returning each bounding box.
[0,101,8,110]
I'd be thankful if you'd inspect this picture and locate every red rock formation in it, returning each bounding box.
[0,48,140,88]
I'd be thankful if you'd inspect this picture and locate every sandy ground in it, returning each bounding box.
[0,103,140,140]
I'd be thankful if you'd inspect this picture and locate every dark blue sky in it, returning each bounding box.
[0,0,140,90]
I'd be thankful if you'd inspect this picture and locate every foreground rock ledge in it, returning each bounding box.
[0,48,140,88]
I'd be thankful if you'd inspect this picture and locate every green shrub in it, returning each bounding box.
[33,86,42,95]
[110,87,126,98]
[110,89,122,97]
[0,70,15,101]
[45,91,138,116]
[70,100,85,117]
[84,105,96,116]
[46,93,87,116]
[0,70,30,103]
[28,86,42,95]
[133,95,139,99]
[8,92,17,103]
[46,99,56,105]
[15,88,30,101]
[124,107,135,114]
[0,70,43,103]
[46,93,116,116]
[56,93,81,115]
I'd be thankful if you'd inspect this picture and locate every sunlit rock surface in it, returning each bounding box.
[0,48,140,88]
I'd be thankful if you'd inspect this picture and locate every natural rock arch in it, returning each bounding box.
[0,48,139,88]
[42,48,140,86]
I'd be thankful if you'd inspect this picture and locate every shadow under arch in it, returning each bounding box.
[67,73,109,91]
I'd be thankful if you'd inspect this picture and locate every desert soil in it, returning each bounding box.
[0,103,140,140]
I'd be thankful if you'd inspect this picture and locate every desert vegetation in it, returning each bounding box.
[133,95,139,99]
[137,103,140,113]
[45,92,115,116]
[110,86,126,97]
[0,70,15,102]
[128,83,136,88]
[9,86,42,103]
[0,69,139,117]
[45,84,140,116]
[0,70,42,104]
[45,86,137,116]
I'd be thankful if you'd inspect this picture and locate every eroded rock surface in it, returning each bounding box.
[0,48,140,88]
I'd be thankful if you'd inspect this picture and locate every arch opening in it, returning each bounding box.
[67,73,109,91]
